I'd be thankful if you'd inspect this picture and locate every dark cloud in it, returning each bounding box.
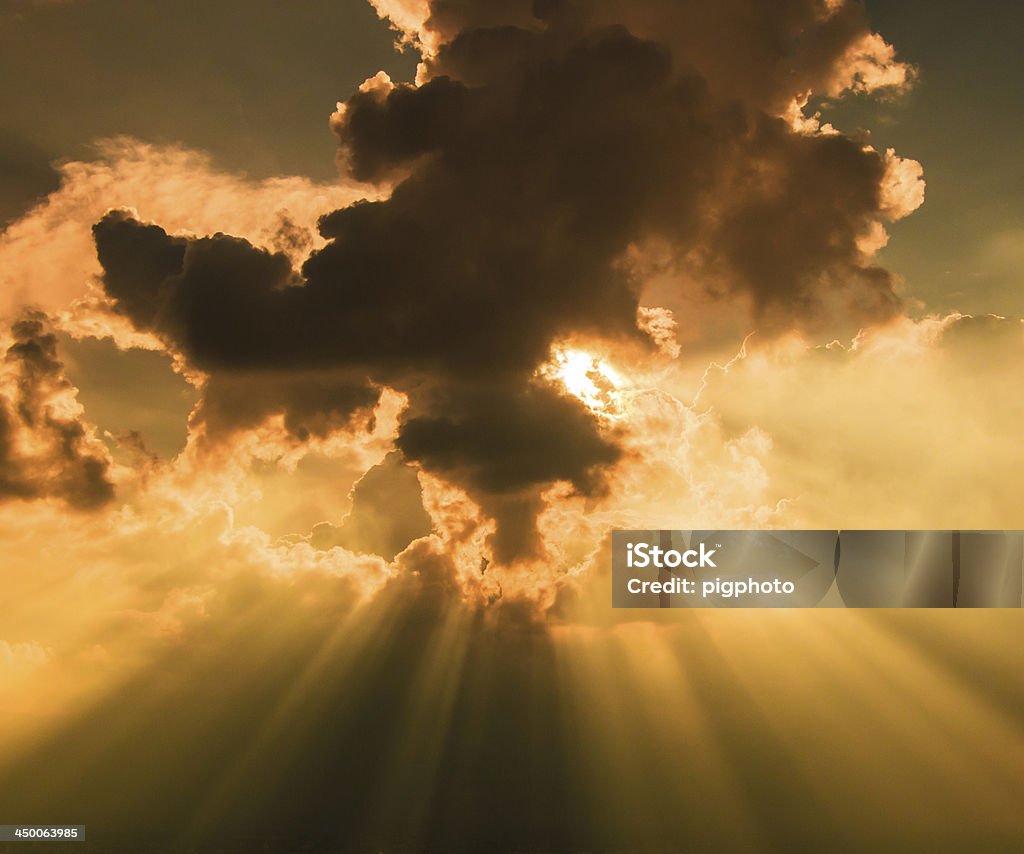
[411,0,901,110]
[93,0,911,560]
[195,372,380,441]
[704,125,900,322]
[0,312,115,509]
[541,0,884,109]
[92,211,188,330]
[397,381,622,562]
[92,205,623,558]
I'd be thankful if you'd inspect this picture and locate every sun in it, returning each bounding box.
[541,347,626,417]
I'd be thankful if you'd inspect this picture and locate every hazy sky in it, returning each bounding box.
[833,1,1024,315]
[0,0,416,218]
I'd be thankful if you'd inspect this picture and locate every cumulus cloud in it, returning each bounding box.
[88,0,924,562]
[2,7,1022,848]
[374,0,915,108]
[827,30,916,97]
[0,312,114,509]
[0,0,930,585]
[0,137,378,323]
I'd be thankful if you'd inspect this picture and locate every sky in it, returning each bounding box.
[829,1,1024,315]
[0,1,1022,851]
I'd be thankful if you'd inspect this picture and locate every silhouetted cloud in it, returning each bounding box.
[0,312,114,509]
[91,0,921,561]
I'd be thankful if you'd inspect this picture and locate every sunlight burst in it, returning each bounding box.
[542,348,626,418]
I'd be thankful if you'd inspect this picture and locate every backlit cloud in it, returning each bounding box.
[88,0,924,561]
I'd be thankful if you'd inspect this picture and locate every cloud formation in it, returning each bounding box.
[0,312,114,509]
[693,314,1024,530]
[89,0,923,562]
[0,138,375,323]
[3,8,1024,851]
